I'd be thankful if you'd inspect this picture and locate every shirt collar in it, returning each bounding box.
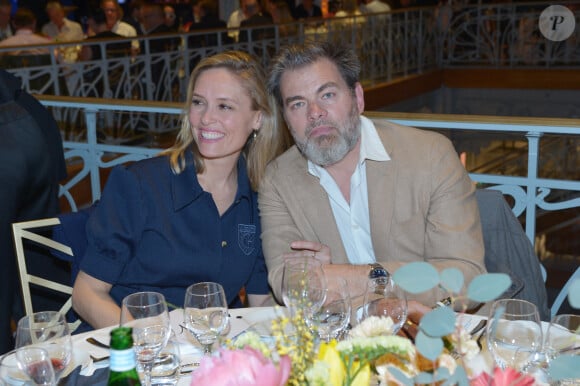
[172,150,252,211]
[308,115,390,177]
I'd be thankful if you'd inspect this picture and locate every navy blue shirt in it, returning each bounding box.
[80,152,269,309]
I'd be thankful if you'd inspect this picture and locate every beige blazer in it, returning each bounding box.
[259,118,485,304]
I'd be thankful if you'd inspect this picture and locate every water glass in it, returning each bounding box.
[486,299,543,371]
[183,282,229,355]
[150,335,181,386]
[14,311,72,383]
[308,277,351,342]
[120,291,171,386]
[362,277,408,334]
[281,257,327,318]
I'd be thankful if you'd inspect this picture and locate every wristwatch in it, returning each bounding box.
[368,263,389,279]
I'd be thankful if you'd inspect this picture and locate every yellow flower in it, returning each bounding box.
[317,341,345,386]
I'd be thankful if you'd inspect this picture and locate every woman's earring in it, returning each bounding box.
[252,130,258,139]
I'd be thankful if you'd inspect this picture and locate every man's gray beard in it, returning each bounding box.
[293,109,361,167]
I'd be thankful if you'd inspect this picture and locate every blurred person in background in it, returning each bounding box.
[0,8,51,56]
[100,0,139,52]
[0,0,13,42]
[295,0,322,20]
[42,0,83,42]
[227,0,251,42]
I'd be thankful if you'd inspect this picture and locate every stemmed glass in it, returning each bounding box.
[1,348,56,386]
[362,277,408,334]
[308,277,351,342]
[281,257,327,319]
[486,299,543,372]
[183,282,229,355]
[545,314,579,384]
[15,347,56,386]
[120,291,171,386]
[14,311,72,383]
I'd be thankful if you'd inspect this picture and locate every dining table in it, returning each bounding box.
[53,306,504,386]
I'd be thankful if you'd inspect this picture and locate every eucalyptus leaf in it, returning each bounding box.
[467,273,511,302]
[440,268,464,294]
[419,307,456,337]
[549,354,580,380]
[415,331,443,361]
[389,366,414,386]
[442,365,469,386]
[393,262,440,294]
[568,279,580,308]
[413,367,450,383]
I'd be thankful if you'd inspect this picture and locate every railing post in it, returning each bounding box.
[525,131,542,245]
[84,108,102,203]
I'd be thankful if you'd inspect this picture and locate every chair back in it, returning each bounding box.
[476,189,550,320]
[12,218,81,332]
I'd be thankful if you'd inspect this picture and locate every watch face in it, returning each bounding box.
[369,267,388,279]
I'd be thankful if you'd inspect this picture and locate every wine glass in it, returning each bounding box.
[120,291,171,386]
[362,277,408,334]
[183,282,229,355]
[545,314,579,384]
[1,348,54,386]
[14,311,72,383]
[308,277,351,342]
[14,347,56,386]
[281,257,327,318]
[486,299,543,371]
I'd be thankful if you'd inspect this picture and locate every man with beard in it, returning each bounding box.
[259,41,485,310]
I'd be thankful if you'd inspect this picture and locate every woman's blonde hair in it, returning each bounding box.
[163,51,291,191]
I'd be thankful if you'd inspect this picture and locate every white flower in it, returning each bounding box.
[449,323,480,360]
[338,335,416,357]
[348,316,395,338]
[304,361,331,386]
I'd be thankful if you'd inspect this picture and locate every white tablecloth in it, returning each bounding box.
[70,307,495,385]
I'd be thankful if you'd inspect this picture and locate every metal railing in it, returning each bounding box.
[40,96,580,248]
[5,2,579,107]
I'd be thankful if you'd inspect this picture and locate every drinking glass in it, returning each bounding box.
[14,311,72,383]
[120,291,171,386]
[486,299,543,371]
[150,333,181,386]
[14,347,56,386]
[1,348,54,386]
[308,277,351,342]
[545,314,579,384]
[183,282,229,355]
[281,257,327,318]
[362,277,408,334]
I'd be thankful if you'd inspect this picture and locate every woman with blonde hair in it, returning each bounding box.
[72,51,290,330]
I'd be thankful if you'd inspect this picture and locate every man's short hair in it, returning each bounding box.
[46,1,64,11]
[267,41,361,108]
[12,8,36,29]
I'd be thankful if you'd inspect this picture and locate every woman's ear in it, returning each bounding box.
[253,110,263,131]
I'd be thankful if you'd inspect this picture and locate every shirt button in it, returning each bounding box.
[221,241,227,247]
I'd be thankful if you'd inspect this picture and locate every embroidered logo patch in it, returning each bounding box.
[238,224,256,255]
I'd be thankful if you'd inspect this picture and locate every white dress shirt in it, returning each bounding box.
[308,116,390,264]
[41,18,84,42]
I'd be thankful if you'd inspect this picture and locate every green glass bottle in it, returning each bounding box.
[107,327,142,386]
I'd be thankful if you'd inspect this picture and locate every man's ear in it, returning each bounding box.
[354,82,365,114]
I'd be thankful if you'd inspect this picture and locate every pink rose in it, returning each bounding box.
[190,347,291,386]
[470,367,536,386]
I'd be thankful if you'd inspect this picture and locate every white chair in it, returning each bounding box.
[12,217,81,332]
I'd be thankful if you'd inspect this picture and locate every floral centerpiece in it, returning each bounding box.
[190,262,580,386]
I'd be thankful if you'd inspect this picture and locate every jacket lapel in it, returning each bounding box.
[368,127,397,260]
[291,158,350,264]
